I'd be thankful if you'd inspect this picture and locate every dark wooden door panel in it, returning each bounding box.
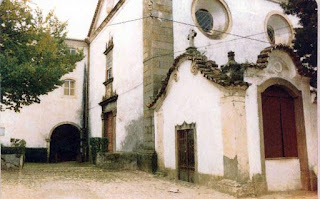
[262,95,283,158]
[178,130,195,182]
[105,112,113,152]
[262,86,298,158]
[280,97,298,157]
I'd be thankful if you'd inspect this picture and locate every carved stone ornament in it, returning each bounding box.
[173,71,178,82]
[191,63,199,75]
[272,61,283,73]
[147,0,153,11]
[175,121,196,131]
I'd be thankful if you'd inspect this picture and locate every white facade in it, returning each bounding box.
[88,0,144,151]
[153,47,317,192]
[172,0,299,65]
[155,60,224,174]
[1,0,317,195]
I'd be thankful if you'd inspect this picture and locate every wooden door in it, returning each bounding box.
[177,129,195,182]
[104,112,113,152]
[262,86,298,158]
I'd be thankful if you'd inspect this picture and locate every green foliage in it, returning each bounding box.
[1,138,26,155]
[10,137,26,147]
[0,0,84,111]
[90,137,108,164]
[281,0,317,87]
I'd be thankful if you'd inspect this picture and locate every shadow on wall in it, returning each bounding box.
[121,117,143,152]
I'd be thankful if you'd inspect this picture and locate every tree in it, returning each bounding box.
[0,0,84,112]
[281,0,317,87]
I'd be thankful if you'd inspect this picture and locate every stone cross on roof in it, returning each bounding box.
[187,29,197,48]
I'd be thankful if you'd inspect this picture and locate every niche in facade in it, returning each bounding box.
[192,0,232,39]
[265,12,293,45]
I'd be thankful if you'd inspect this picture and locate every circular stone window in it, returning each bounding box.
[265,12,293,45]
[192,0,232,39]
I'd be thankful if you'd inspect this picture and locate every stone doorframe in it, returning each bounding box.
[175,122,198,182]
[46,122,83,163]
[100,95,118,152]
[257,77,310,190]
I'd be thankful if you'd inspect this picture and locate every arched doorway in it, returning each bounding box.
[258,79,311,191]
[50,124,80,163]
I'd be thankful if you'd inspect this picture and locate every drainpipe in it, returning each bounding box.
[84,38,91,162]
[0,74,5,199]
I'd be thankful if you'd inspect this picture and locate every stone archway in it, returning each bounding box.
[49,124,81,163]
[257,78,310,191]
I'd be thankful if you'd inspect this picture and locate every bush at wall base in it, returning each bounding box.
[89,137,108,164]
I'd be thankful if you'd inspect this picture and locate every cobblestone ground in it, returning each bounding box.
[1,162,317,199]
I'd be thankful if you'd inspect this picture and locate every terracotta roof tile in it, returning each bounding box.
[147,49,249,108]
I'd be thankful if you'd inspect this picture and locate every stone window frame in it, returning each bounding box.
[69,48,76,55]
[106,49,113,80]
[104,37,114,81]
[191,0,232,40]
[264,11,294,45]
[174,122,198,182]
[63,79,76,96]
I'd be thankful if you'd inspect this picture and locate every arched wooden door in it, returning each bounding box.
[262,86,298,158]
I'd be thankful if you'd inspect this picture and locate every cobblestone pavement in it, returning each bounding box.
[1,162,317,199]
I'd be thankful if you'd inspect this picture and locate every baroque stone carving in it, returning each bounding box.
[187,29,197,48]
[191,63,199,75]
[173,71,178,82]
[272,61,283,73]
[175,121,196,131]
[147,0,153,11]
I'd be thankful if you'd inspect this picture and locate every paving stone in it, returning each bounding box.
[1,162,317,199]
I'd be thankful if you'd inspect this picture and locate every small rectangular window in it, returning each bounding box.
[70,48,76,55]
[63,79,75,96]
[106,50,113,80]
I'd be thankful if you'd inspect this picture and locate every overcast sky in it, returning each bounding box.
[31,0,99,40]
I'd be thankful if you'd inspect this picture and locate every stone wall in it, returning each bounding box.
[96,152,138,170]
[142,0,174,152]
[1,154,24,170]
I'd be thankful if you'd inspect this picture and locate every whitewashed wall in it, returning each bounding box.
[172,0,299,65]
[155,60,224,176]
[1,40,87,147]
[245,50,316,191]
[265,159,302,191]
[88,0,144,151]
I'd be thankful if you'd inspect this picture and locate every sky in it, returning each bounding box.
[30,0,99,40]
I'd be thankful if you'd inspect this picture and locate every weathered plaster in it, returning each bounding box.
[265,159,302,191]
[155,60,224,175]
[121,117,143,152]
[88,0,144,152]
[245,49,315,191]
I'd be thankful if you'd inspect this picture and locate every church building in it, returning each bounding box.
[1,0,317,196]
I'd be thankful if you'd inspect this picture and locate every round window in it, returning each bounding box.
[266,13,293,45]
[267,25,275,44]
[195,9,213,32]
[192,0,232,39]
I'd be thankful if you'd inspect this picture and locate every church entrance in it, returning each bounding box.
[50,124,81,163]
[262,85,298,158]
[261,85,304,190]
